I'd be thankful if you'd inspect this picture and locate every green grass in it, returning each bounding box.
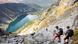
[72,28,78,44]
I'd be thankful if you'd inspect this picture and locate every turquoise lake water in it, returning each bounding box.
[6,15,30,32]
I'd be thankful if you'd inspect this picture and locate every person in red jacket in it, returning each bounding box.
[53,26,63,42]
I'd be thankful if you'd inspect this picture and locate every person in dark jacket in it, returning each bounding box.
[64,26,74,44]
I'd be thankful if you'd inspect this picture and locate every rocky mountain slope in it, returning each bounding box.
[17,0,78,35]
[0,0,78,44]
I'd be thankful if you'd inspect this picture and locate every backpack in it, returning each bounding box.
[66,29,74,37]
[58,28,63,35]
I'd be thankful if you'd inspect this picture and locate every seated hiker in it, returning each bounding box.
[31,32,35,36]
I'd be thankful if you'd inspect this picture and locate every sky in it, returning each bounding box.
[0,0,58,8]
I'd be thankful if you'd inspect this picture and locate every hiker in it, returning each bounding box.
[64,26,74,44]
[53,26,63,42]
[46,28,48,31]
[53,26,59,35]
[31,32,35,36]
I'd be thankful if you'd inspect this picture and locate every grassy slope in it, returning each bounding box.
[72,28,78,44]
